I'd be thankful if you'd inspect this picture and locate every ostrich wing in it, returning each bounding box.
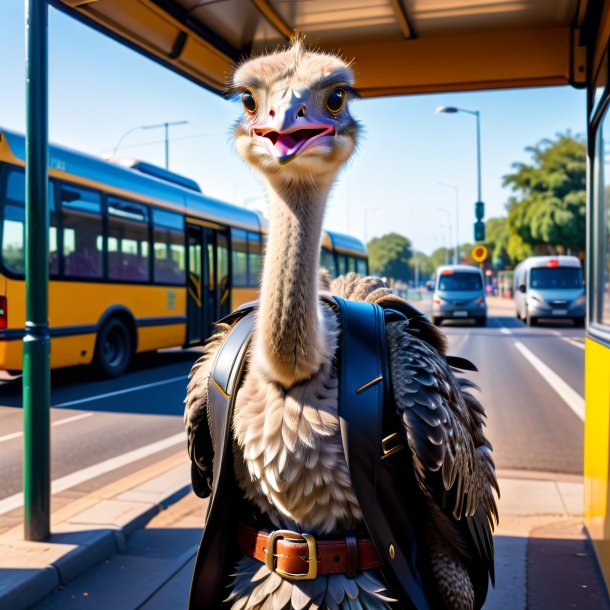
[386,319,498,569]
[331,273,498,570]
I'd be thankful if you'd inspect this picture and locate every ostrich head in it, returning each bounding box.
[231,40,359,186]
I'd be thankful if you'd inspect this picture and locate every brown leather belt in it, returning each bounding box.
[237,523,383,580]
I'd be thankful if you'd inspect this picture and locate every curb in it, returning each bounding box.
[0,454,191,610]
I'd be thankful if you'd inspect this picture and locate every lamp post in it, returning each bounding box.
[438,182,460,264]
[364,206,381,243]
[436,207,452,264]
[436,106,483,239]
[112,120,189,169]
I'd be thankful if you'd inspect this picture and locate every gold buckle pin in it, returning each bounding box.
[265,529,318,580]
[381,432,406,460]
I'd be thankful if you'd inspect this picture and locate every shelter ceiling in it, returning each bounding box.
[52,0,590,95]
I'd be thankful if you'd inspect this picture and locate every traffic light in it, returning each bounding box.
[475,201,485,220]
[474,220,485,241]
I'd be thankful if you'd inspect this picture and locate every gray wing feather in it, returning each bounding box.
[386,319,498,570]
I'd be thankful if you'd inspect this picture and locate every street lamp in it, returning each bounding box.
[438,182,460,264]
[436,207,452,264]
[436,106,483,236]
[112,120,189,169]
[364,206,381,243]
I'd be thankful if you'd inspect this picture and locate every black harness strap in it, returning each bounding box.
[188,310,255,609]
[334,296,430,610]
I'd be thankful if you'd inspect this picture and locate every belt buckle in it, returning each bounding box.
[265,529,317,580]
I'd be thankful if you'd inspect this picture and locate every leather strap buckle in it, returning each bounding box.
[265,530,318,580]
[381,432,406,460]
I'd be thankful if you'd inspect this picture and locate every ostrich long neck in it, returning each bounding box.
[256,180,330,387]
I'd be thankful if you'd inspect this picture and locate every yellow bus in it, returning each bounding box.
[0,128,367,377]
[46,0,610,587]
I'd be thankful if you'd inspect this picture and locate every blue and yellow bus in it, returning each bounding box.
[0,128,367,377]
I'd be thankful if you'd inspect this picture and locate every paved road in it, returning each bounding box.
[0,348,201,528]
[0,295,585,530]
[440,297,584,474]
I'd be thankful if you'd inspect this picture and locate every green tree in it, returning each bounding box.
[502,132,586,260]
[367,232,413,282]
[409,250,434,283]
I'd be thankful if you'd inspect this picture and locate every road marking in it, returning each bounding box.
[499,327,512,335]
[562,337,585,350]
[0,412,94,444]
[0,432,185,515]
[53,375,188,407]
[514,341,584,421]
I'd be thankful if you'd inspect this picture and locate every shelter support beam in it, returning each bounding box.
[24,0,51,541]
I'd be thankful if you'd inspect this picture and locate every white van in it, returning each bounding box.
[513,255,585,326]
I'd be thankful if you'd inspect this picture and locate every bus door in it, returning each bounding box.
[187,225,204,344]
[187,224,230,344]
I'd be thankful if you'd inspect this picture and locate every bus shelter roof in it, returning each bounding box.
[49,0,595,97]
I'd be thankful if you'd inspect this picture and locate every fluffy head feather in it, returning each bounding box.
[231,39,360,182]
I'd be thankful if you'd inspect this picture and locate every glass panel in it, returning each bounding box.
[151,208,185,284]
[247,231,261,285]
[347,256,357,273]
[231,228,248,287]
[1,170,57,275]
[320,246,336,275]
[336,254,348,276]
[438,272,482,291]
[61,185,103,278]
[529,267,582,289]
[108,197,150,282]
[356,258,368,275]
[597,110,610,324]
[217,231,230,310]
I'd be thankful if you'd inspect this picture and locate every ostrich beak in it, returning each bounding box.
[251,123,336,165]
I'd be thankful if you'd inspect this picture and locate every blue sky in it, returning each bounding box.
[0,1,586,254]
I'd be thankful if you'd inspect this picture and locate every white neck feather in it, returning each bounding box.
[255,176,331,386]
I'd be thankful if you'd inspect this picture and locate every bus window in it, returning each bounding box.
[152,209,185,284]
[336,254,347,276]
[320,247,335,275]
[231,228,248,286]
[347,256,357,273]
[60,185,102,278]
[1,169,57,275]
[356,258,368,275]
[247,231,261,285]
[107,198,150,282]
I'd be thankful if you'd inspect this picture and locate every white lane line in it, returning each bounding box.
[562,337,585,350]
[514,341,584,421]
[492,317,513,335]
[0,412,94,444]
[0,432,186,516]
[53,375,188,407]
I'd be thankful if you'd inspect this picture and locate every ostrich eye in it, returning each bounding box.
[242,90,257,114]
[325,88,346,115]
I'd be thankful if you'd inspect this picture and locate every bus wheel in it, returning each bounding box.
[93,318,133,378]
[574,316,585,328]
[433,317,443,326]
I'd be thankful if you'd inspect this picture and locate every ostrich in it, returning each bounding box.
[185,40,498,610]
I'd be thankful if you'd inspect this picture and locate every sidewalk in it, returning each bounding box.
[2,462,608,609]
